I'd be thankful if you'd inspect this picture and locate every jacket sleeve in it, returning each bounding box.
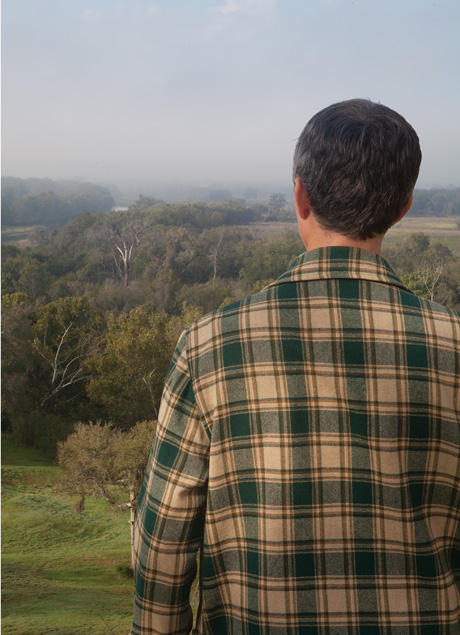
[131,329,209,635]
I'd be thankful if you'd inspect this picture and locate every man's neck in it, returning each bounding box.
[298,215,384,256]
[304,232,384,255]
[294,179,388,256]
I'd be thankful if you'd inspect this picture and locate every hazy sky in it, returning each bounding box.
[2,0,460,188]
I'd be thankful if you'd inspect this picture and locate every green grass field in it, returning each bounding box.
[2,438,134,634]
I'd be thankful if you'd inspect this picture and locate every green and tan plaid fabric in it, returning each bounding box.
[131,247,460,634]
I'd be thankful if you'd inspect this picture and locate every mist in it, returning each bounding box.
[2,0,460,191]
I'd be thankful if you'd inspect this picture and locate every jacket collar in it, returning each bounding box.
[266,246,413,294]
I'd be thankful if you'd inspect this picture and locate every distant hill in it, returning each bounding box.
[1,176,115,228]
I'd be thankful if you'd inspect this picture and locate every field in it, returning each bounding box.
[385,215,460,255]
[1,226,46,245]
[2,438,134,635]
[2,438,201,634]
[248,216,460,256]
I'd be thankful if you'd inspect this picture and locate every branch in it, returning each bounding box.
[417,258,445,301]
[33,322,74,381]
[91,477,115,506]
[41,374,91,406]
[141,374,159,419]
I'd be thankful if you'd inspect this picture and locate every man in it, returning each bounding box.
[131,99,460,634]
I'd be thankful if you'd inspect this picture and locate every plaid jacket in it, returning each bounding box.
[131,247,460,634]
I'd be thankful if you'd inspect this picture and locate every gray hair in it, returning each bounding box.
[293,99,421,239]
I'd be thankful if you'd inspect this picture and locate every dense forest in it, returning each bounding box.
[2,185,460,459]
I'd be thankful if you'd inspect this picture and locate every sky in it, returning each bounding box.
[2,0,460,189]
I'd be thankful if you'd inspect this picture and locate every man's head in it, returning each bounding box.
[293,99,422,240]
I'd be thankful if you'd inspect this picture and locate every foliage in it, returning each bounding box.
[10,411,76,457]
[1,291,33,308]
[57,420,157,566]
[239,231,304,286]
[116,564,134,578]
[85,308,169,425]
[33,297,104,408]
[269,192,287,210]
[175,278,250,314]
[86,304,201,425]
[17,256,53,298]
[2,194,459,453]
[2,296,38,420]
[383,233,460,308]
[58,422,125,506]
[401,271,429,299]
[88,212,154,286]
[114,420,157,504]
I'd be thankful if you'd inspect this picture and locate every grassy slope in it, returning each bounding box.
[2,438,134,635]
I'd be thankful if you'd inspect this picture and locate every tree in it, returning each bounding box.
[1,295,37,420]
[115,421,156,564]
[162,226,207,281]
[86,305,201,426]
[401,271,431,300]
[90,212,153,286]
[269,192,287,211]
[57,420,156,568]
[416,258,445,302]
[207,229,225,282]
[175,278,250,314]
[17,257,52,300]
[131,195,164,209]
[33,297,102,408]
[1,258,23,295]
[150,269,179,313]
[384,233,459,309]
[435,259,460,310]
[383,232,447,278]
[86,308,168,425]
[203,226,253,282]
[1,292,33,308]
[239,232,303,286]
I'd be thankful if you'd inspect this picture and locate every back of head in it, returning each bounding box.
[293,99,422,239]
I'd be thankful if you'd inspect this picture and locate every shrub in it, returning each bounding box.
[115,564,133,579]
[11,411,75,458]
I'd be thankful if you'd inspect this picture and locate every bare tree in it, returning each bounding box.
[207,230,225,282]
[417,258,445,302]
[91,214,153,286]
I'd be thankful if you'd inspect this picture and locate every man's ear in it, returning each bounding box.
[294,178,310,220]
[391,195,413,227]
